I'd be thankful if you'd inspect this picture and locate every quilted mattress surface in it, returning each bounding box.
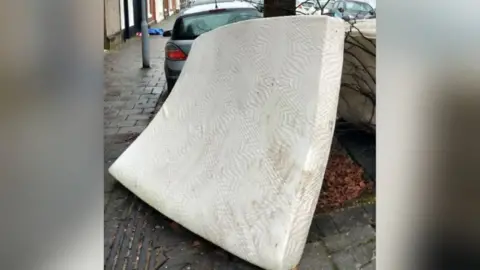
[109,15,345,269]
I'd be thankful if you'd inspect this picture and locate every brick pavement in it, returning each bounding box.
[104,40,167,136]
[104,180,376,269]
[104,16,376,270]
[104,17,176,192]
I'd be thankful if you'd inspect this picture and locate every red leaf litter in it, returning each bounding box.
[316,143,372,212]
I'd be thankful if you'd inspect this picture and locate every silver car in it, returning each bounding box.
[162,1,262,92]
[180,0,237,14]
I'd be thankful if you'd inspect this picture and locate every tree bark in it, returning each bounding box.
[263,0,296,17]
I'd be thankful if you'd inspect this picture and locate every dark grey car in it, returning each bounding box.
[325,0,375,20]
[162,2,262,93]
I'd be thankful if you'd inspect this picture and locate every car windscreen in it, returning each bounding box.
[301,2,314,8]
[172,9,261,40]
[345,1,372,12]
[190,0,235,7]
[324,1,335,8]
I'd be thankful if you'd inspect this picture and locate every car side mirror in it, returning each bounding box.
[369,10,375,15]
[338,7,345,13]
[163,30,172,37]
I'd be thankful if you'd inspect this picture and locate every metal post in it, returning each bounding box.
[141,0,150,68]
[264,0,296,17]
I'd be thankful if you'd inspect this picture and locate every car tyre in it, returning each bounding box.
[167,79,176,93]
[161,79,176,100]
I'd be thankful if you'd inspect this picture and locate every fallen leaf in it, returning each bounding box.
[316,143,371,213]
[192,240,201,247]
[170,222,182,232]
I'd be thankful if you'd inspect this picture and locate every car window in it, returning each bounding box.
[302,2,314,8]
[190,0,234,7]
[345,1,372,11]
[325,1,335,8]
[318,0,333,6]
[172,9,261,40]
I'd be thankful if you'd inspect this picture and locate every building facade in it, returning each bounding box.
[104,0,181,49]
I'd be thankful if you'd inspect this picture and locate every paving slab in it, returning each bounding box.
[105,181,376,270]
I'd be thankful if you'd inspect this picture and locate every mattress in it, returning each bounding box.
[109,15,345,269]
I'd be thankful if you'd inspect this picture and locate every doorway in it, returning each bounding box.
[122,0,138,39]
[163,0,170,18]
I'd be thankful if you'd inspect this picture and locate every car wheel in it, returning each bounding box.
[166,79,176,93]
[160,79,175,100]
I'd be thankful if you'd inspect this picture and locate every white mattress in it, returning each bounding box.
[109,16,345,269]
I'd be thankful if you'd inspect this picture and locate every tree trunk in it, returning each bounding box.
[263,0,296,17]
